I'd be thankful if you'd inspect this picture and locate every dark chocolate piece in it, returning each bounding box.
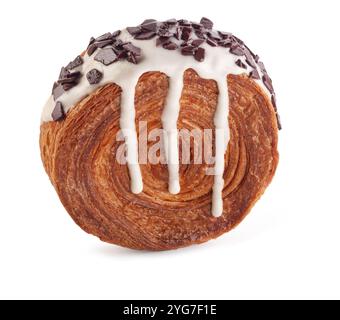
[66,56,83,70]
[194,47,205,62]
[206,38,218,47]
[271,95,277,111]
[230,44,244,56]
[52,83,65,99]
[156,37,171,46]
[218,31,232,39]
[52,102,65,121]
[96,33,112,42]
[112,30,121,38]
[181,26,192,41]
[86,69,103,85]
[87,43,98,56]
[94,48,118,65]
[122,43,141,55]
[262,74,274,93]
[181,46,194,56]
[165,18,177,25]
[134,31,156,40]
[200,17,213,30]
[163,42,178,50]
[276,113,282,130]
[249,69,260,80]
[191,39,204,47]
[141,19,157,32]
[127,26,141,36]
[96,39,114,48]
[236,59,247,69]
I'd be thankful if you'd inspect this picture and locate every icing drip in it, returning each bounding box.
[41,28,272,216]
[161,76,183,194]
[120,89,143,194]
[212,77,229,217]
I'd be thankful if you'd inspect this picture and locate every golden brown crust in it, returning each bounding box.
[40,69,279,250]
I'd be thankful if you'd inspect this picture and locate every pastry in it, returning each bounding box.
[40,18,280,250]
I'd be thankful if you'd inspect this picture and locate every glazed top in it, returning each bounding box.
[41,18,280,217]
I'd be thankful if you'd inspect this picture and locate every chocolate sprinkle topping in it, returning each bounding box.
[86,69,103,85]
[50,18,280,129]
[94,48,118,65]
[51,102,65,121]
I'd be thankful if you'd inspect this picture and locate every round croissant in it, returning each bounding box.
[40,18,279,250]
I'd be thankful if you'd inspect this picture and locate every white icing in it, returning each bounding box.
[41,27,271,215]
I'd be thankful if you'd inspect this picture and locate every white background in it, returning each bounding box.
[0,0,339,300]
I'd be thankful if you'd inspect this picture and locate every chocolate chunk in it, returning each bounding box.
[271,95,277,111]
[206,38,218,47]
[244,44,256,59]
[158,28,172,37]
[58,67,69,80]
[96,33,112,42]
[181,26,192,41]
[218,39,232,47]
[230,44,244,56]
[156,37,171,46]
[62,82,76,91]
[195,30,206,39]
[112,30,121,38]
[66,56,83,70]
[134,31,156,40]
[218,31,232,39]
[141,19,157,32]
[254,55,260,63]
[178,19,191,26]
[127,26,141,36]
[181,46,195,56]
[163,42,178,50]
[258,61,267,73]
[200,17,213,29]
[94,48,118,65]
[86,69,103,85]
[192,23,203,29]
[232,35,244,45]
[87,43,98,56]
[207,31,221,41]
[88,37,95,47]
[244,51,257,68]
[52,102,65,121]
[127,52,140,64]
[276,113,282,130]
[122,43,141,56]
[262,74,274,93]
[191,39,204,47]
[249,69,260,80]
[194,47,205,62]
[236,59,247,69]
[52,83,65,99]
[95,39,114,48]
[165,18,177,25]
